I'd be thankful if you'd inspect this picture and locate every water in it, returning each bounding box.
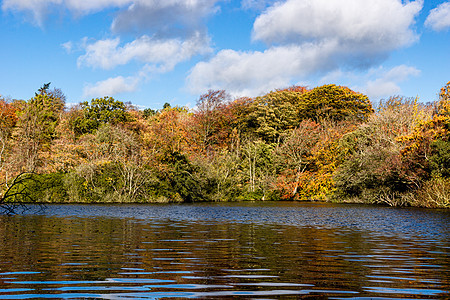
[0,202,448,299]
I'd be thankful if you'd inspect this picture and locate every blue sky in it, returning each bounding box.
[0,0,449,109]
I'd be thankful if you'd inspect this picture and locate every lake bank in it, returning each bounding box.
[2,84,450,210]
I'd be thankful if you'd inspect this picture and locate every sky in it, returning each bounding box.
[0,0,449,109]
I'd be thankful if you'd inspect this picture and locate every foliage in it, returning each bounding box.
[429,139,450,178]
[276,120,351,201]
[240,139,276,200]
[275,120,322,199]
[70,96,130,135]
[333,96,436,205]
[398,82,450,184]
[297,84,373,122]
[0,172,46,215]
[144,106,189,155]
[156,151,204,202]
[8,84,66,173]
[188,90,233,152]
[0,98,18,178]
[248,87,307,143]
[27,83,65,142]
[2,82,449,208]
[408,177,450,208]
[0,98,17,132]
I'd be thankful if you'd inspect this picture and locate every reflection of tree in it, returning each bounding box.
[0,211,448,298]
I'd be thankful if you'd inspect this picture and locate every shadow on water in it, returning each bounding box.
[0,202,449,299]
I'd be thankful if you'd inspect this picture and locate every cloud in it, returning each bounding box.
[61,41,73,53]
[187,0,423,97]
[187,41,343,96]
[83,75,140,98]
[2,0,61,25]
[2,0,132,25]
[425,2,450,31]
[253,0,422,50]
[111,0,220,37]
[77,32,212,71]
[363,65,421,99]
[64,0,131,14]
[241,0,277,11]
[2,0,219,34]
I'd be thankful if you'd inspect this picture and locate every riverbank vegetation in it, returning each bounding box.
[1,82,449,208]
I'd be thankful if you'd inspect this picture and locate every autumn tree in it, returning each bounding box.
[0,98,19,201]
[143,106,208,202]
[13,84,65,172]
[395,82,450,207]
[0,98,17,175]
[275,120,322,198]
[334,96,432,205]
[68,124,156,202]
[248,87,308,144]
[190,90,231,152]
[144,106,190,155]
[1,86,66,212]
[297,84,373,122]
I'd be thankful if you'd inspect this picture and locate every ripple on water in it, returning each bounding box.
[0,202,448,299]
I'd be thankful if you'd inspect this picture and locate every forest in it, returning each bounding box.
[0,82,449,208]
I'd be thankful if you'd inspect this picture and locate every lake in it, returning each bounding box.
[0,202,449,299]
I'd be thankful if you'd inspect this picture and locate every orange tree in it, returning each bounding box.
[0,98,18,182]
[275,120,353,201]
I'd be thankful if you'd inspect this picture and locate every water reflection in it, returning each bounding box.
[0,202,448,299]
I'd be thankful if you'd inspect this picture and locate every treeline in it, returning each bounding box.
[0,82,449,208]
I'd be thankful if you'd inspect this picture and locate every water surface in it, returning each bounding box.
[0,202,448,299]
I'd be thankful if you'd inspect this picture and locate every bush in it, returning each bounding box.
[406,177,450,208]
[3,172,67,203]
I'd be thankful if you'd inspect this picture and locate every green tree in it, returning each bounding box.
[71,96,129,135]
[249,89,304,143]
[157,151,204,202]
[240,139,275,199]
[15,84,65,171]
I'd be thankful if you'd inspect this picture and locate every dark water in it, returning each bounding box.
[0,202,448,299]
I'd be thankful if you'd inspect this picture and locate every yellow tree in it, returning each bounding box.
[297,84,373,122]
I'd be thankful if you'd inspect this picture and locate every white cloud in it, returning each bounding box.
[77,33,212,71]
[83,75,140,98]
[187,0,423,97]
[187,41,342,96]
[425,2,450,31]
[363,65,421,99]
[253,0,422,49]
